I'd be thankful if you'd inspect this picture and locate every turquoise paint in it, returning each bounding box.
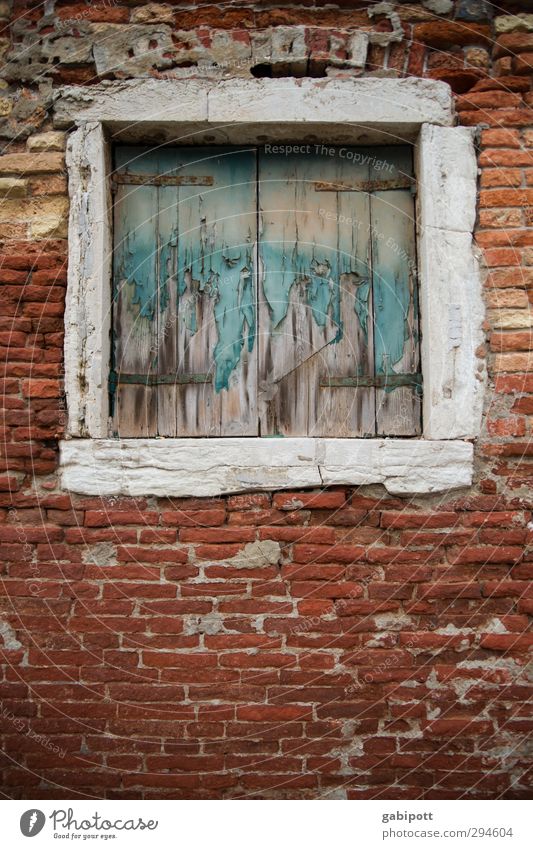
[175,148,257,392]
[157,229,176,315]
[260,239,343,340]
[114,185,159,321]
[371,190,416,377]
[354,279,371,337]
[374,268,411,375]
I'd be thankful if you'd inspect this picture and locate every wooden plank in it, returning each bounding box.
[112,147,159,437]
[156,149,179,435]
[175,147,258,436]
[370,184,421,436]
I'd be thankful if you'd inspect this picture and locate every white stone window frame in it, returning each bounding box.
[55,77,485,498]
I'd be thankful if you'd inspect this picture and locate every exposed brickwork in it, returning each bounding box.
[0,0,532,799]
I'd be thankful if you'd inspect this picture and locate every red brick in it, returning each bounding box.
[117,545,188,564]
[487,416,526,436]
[21,379,60,398]
[380,511,458,529]
[493,33,533,59]
[161,508,226,526]
[179,527,256,543]
[55,2,130,24]
[457,91,523,111]
[482,247,521,267]
[512,396,533,414]
[292,543,366,563]
[85,509,160,526]
[480,128,522,147]
[414,22,491,48]
[490,331,533,352]
[273,490,347,510]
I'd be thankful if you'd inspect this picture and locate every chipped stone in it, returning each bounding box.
[60,438,474,497]
[495,14,533,34]
[81,542,117,566]
[184,614,224,636]
[27,131,66,152]
[130,3,175,24]
[228,540,282,569]
[0,151,64,174]
[374,612,415,631]
[464,46,490,68]
[483,618,509,634]
[31,215,68,239]
[0,177,27,197]
[0,195,68,223]
[0,619,22,650]
[423,0,453,13]
[455,0,493,22]
[0,96,12,116]
[368,2,404,46]
[488,309,533,330]
[91,23,176,76]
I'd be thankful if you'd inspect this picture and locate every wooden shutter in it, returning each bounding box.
[258,146,420,437]
[111,146,257,437]
[111,144,420,438]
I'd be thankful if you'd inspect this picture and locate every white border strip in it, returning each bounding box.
[60,438,474,497]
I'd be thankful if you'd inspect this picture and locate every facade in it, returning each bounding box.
[1,0,532,799]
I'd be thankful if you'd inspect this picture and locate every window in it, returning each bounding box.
[110,144,420,439]
[58,78,484,496]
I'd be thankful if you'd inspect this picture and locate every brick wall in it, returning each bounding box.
[0,0,532,799]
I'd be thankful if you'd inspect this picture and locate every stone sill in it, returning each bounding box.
[59,438,474,498]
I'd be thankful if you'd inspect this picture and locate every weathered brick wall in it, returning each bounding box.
[1,0,532,799]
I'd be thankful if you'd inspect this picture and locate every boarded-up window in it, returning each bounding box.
[111,145,420,438]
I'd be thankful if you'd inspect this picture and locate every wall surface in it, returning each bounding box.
[0,0,532,800]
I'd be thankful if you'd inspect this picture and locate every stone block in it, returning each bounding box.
[0,177,27,197]
[495,14,533,34]
[130,4,175,24]
[27,131,66,152]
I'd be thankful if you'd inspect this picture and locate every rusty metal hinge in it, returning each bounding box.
[111,173,214,191]
[109,371,212,391]
[314,177,415,193]
[320,373,423,393]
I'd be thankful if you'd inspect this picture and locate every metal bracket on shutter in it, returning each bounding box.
[111,174,214,191]
[320,373,423,394]
[109,371,212,391]
[314,177,414,192]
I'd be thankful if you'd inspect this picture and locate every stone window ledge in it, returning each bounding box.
[60,438,474,498]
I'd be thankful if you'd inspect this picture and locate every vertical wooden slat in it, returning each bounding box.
[156,150,179,436]
[370,185,420,436]
[112,147,159,437]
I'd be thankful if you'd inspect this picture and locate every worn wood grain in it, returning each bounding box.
[112,147,159,436]
[371,186,420,436]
